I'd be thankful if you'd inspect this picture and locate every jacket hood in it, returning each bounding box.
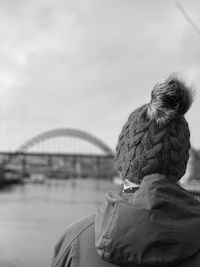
[95,174,200,266]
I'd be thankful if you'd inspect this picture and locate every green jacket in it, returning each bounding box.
[52,174,200,267]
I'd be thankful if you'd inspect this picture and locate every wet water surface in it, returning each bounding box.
[0,179,119,267]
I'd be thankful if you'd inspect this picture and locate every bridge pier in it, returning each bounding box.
[21,153,27,178]
[0,152,117,181]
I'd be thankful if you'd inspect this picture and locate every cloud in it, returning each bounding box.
[0,0,200,151]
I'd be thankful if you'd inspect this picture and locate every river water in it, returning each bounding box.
[0,178,120,267]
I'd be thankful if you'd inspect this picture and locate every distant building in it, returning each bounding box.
[0,152,117,180]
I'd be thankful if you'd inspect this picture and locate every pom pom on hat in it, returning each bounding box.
[147,74,194,127]
[115,74,194,183]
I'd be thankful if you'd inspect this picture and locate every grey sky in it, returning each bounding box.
[0,0,200,151]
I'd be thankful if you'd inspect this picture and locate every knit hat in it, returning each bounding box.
[115,74,194,184]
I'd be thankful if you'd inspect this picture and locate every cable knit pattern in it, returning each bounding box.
[115,76,192,183]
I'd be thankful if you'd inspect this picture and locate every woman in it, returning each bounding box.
[51,74,200,267]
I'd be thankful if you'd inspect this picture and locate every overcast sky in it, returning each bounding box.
[0,0,200,152]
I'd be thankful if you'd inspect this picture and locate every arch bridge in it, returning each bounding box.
[17,128,114,155]
[0,128,116,181]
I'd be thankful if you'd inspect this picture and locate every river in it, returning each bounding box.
[0,178,120,267]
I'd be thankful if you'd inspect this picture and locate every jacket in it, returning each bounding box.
[51,174,200,267]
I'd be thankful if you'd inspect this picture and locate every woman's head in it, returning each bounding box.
[115,74,194,184]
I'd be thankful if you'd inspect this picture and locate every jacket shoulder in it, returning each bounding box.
[176,251,200,267]
[52,213,95,267]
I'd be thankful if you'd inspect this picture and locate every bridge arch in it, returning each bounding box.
[17,128,114,156]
